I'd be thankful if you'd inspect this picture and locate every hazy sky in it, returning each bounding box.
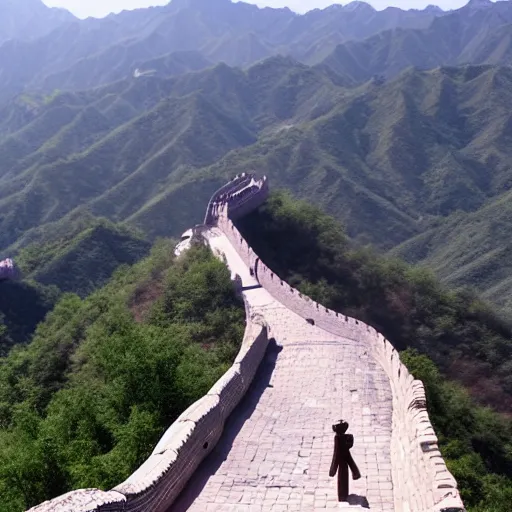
[42,0,476,20]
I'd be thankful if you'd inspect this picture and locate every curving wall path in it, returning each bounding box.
[171,225,394,511]
[208,205,465,512]
[29,174,465,512]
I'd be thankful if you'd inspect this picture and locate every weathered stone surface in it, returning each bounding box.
[27,180,465,512]
[28,489,126,512]
[203,212,465,512]
[171,225,393,511]
[172,338,393,511]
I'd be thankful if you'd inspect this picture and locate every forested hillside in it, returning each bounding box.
[0,56,342,250]
[237,192,512,511]
[3,1,512,509]
[1,0,512,308]
[0,280,58,356]
[391,198,512,312]
[0,212,150,356]
[0,241,245,511]
[3,54,512,305]
[15,217,150,297]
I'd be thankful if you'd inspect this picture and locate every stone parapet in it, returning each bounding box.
[26,177,466,512]
[204,174,253,225]
[216,210,465,512]
[27,307,268,512]
[28,490,126,512]
[206,174,269,225]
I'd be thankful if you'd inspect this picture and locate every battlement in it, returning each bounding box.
[204,172,269,225]
[28,309,269,512]
[29,177,465,512]
[216,208,465,512]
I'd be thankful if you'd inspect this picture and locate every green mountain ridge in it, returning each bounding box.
[0,0,450,104]
[196,64,512,244]
[391,190,512,312]
[16,219,151,298]
[0,212,149,355]
[0,56,341,250]
[3,58,512,305]
[320,2,512,83]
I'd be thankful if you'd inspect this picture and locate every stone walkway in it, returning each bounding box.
[169,230,394,511]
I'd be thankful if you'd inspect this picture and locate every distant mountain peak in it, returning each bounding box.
[466,0,493,9]
[0,0,74,45]
[171,0,231,10]
[342,1,376,13]
[424,4,444,13]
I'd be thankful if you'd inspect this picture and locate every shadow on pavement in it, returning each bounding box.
[169,339,283,511]
[348,494,370,508]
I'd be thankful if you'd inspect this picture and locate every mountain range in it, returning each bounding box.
[2,0,512,103]
[0,0,449,104]
[2,0,512,310]
[15,214,150,297]
[3,2,512,508]
[0,0,73,45]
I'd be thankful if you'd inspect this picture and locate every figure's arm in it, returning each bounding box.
[347,450,362,480]
[329,436,339,477]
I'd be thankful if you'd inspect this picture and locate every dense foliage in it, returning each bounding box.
[402,350,512,512]
[237,191,512,510]
[0,241,245,511]
[16,217,151,298]
[0,280,59,356]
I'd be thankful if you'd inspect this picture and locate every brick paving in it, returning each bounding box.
[169,230,394,511]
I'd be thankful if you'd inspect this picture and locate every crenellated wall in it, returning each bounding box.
[29,175,465,512]
[28,309,269,512]
[207,174,269,224]
[204,173,268,226]
[203,174,252,225]
[216,209,465,512]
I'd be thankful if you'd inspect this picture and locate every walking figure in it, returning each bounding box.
[329,419,361,502]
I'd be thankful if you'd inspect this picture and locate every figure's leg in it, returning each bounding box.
[347,452,361,480]
[338,463,349,501]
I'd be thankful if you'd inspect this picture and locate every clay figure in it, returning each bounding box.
[329,419,361,502]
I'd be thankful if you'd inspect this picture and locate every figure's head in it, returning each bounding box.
[332,420,349,434]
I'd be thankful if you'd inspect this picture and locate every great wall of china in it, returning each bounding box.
[30,174,465,512]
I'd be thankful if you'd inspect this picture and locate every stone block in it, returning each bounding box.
[27,490,126,512]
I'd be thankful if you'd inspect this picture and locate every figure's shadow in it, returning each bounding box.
[348,494,370,508]
[170,339,283,511]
